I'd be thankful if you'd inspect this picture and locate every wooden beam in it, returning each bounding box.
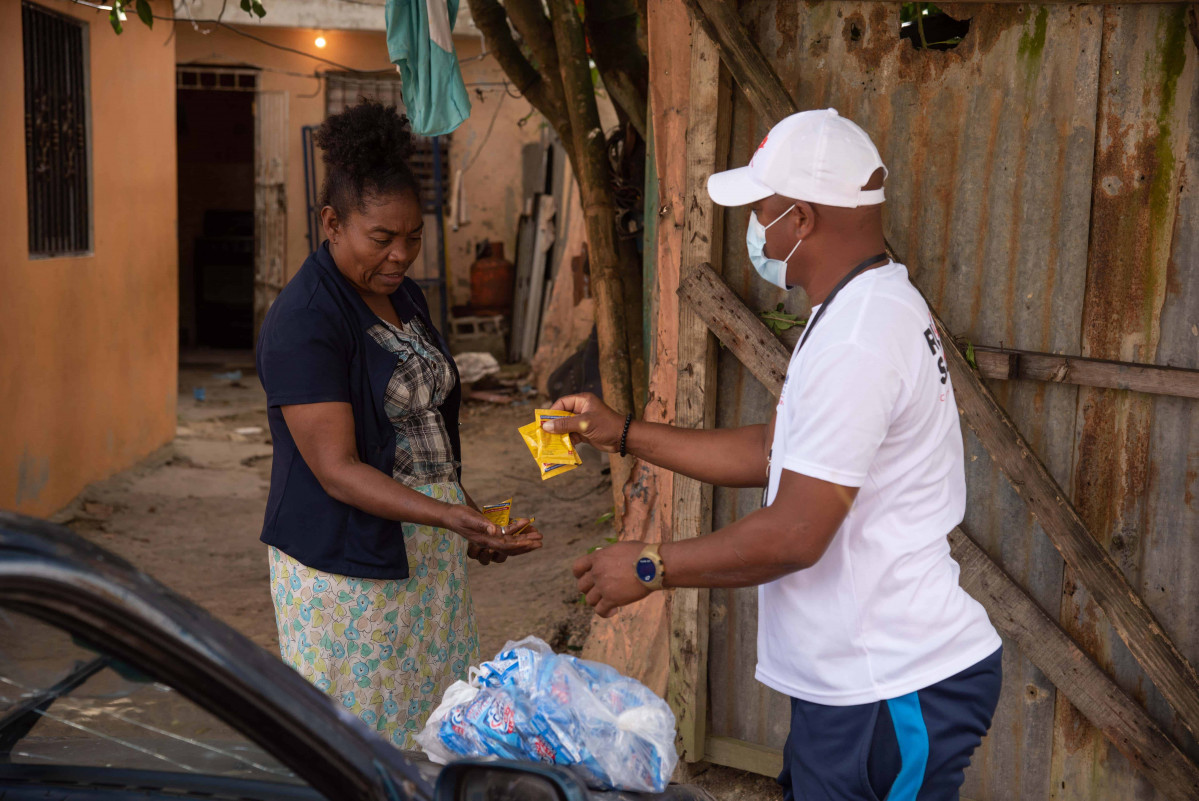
[680,0,1199,747]
[971,345,1199,400]
[676,263,1199,800]
[705,736,784,778]
[666,17,731,765]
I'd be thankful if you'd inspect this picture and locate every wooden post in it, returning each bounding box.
[677,263,1199,801]
[680,0,1199,747]
[666,17,731,765]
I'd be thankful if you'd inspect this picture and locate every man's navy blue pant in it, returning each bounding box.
[778,647,1003,801]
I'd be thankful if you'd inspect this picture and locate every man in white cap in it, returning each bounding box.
[543,109,1002,800]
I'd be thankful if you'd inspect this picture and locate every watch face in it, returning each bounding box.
[636,556,657,584]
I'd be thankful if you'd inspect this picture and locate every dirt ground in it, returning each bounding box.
[49,358,780,801]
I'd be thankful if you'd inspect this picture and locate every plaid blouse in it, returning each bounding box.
[367,317,459,488]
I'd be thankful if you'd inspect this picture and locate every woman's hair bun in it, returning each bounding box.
[315,99,421,216]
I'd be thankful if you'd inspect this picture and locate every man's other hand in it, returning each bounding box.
[572,541,652,618]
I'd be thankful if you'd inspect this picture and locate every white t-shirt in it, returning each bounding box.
[758,262,1001,705]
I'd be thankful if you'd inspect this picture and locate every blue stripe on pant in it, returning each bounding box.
[778,647,1002,801]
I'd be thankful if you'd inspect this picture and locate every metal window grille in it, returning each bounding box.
[176,66,259,92]
[325,72,451,205]
[23,1,90,257]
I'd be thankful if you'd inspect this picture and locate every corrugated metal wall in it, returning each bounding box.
[703,3,1199,797]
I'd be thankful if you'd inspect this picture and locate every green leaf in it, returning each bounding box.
[251,0,267,18]
[758,307,807,335]
[135,0,153,28]
[595,510,614,525]
[109,1,124,34]
[240,0,252,13]
[586,536,620,555]
[965,342,978,370]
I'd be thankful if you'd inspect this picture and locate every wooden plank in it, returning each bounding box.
[705,735,784,778]
[683,0,794,137]
[682,0,1199,748]
[666,16,731,766]
[676,264,1199,800]
[677,266,787,396]
[972,346,1199,400]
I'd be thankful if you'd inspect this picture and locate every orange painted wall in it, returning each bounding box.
[0,2,179,516]
[173,24,540,308]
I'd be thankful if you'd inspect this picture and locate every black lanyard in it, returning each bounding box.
[762,251,889,506]
[793,252,890,355]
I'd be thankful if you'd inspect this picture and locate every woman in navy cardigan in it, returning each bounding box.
[256,101,540,748]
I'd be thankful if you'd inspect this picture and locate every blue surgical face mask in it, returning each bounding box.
[747,205,801,290]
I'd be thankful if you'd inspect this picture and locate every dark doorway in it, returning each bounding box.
[176,70,257,349]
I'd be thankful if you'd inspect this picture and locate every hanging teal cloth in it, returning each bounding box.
[385,0,472,136]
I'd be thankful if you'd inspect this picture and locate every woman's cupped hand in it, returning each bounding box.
[444,505,542,565]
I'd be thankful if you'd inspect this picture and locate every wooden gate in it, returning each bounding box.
[632,2,1199,799]
[253,90,288,340]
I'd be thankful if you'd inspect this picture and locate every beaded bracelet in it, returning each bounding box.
[619,413,633,457]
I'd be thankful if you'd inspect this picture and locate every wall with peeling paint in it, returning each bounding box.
[692,3,1199,798]
[0,2,179,517]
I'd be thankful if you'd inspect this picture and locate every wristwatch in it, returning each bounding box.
[635,544,665,591]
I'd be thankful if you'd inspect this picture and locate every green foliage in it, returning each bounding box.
[135,0,153,28]
[110,0,267,34]
[595,510,615,526]
[965,341,978,370]
[587,535,619,555]
[900,2,966,50]
[759,303,806,336]
[241,0,268,19]
[899,2,944,24]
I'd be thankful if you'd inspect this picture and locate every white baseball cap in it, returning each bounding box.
[707,108,887,208]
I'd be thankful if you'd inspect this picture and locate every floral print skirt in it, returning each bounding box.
[268,481,480,749]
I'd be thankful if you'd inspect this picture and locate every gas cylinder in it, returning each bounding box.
[469,241,515,314]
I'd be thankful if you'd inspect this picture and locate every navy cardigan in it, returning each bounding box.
[255,243,461,579]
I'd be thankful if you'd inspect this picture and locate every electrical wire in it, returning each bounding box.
[460,90,505,175]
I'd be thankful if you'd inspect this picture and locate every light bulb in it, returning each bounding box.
[314,35,327,49]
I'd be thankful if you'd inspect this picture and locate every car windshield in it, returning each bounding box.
[0,608,302,784]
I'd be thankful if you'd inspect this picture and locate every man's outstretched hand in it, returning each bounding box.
[572,541,652,618]
[543,393,626,454]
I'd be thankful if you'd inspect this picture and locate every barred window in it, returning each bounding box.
[23,2,91,258]
[325,72,450,205]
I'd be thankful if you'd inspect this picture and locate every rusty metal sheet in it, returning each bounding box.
[702,3,1116,797]
[1051,6,1199,800]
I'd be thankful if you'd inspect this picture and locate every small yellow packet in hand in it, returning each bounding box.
[535,409,580,466]
[481,498,512,528]
[519,421,580,480]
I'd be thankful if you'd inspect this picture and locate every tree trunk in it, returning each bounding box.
[547,0,636,518]
[467,0,646,521]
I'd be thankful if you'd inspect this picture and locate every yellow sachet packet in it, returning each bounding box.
[481,498,512,528]
[519,421,580,480]
[535,409,578,465]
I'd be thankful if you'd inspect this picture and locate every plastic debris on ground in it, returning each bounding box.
[415,636,678,793]
[454,351,502,384]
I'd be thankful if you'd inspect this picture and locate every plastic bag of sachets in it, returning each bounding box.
[414,636,678,793]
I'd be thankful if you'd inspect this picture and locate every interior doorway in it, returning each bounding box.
[176,67,258,349]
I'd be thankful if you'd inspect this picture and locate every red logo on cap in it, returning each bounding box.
[749,134,769,166]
